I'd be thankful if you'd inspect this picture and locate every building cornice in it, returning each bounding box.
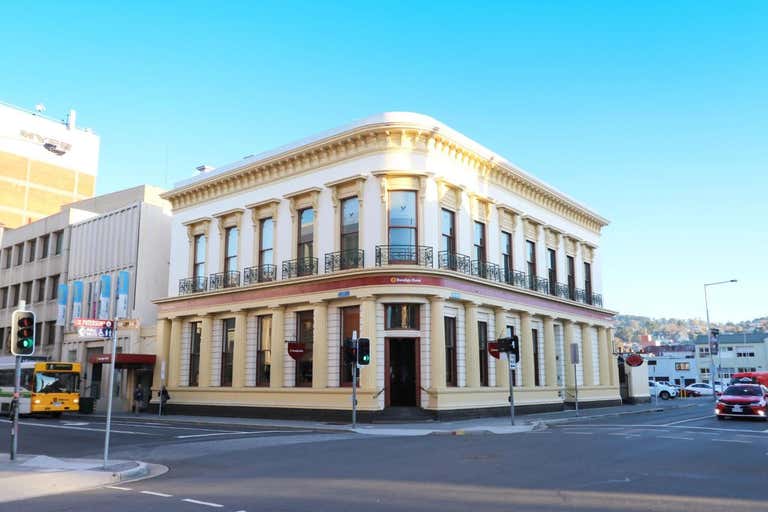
[162,117,610,233]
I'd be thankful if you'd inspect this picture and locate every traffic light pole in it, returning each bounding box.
[508,354,516,426]
[103,320,118,469]
[10,299,27,461]
[352,336,358,428]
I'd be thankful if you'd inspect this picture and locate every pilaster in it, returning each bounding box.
[269,307,285,388]
[430,297,446,390]
[563,319,575,390]
[580,323,595,386]
[543,316,557,387]
[168,318,182,387]
[232,311,248,388]
[520,311,535,388]
[360,297,377,390]
[198,315,213,387]
[598,326,610,386]
[494,307,509,390]
[464,302,480,388]
[312,302,328,389]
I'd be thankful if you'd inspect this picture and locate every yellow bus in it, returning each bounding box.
[0,360,80,416]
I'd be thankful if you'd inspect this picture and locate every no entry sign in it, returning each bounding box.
[488,342,500,359]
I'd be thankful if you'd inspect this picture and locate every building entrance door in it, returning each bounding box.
[387,338,418,407]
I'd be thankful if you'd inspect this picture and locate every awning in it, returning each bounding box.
[88,353,156,368]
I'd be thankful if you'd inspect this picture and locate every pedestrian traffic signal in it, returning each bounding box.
[357,338,370,365]
[343,338,356,366]
[11,310,36,356]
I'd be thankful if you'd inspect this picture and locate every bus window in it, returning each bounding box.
[35,372,79,394]
[21,369,33,391]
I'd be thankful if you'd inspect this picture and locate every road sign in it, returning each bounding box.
[488,342,500,359]
[497,336,520,360]
[570,342,580,364]
[508,353,517,369]
[74,318,113,338]
[287,342,305,361]
[625,353,643,367]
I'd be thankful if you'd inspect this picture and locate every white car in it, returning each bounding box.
[684,382,725,396]
[648,381,678,400]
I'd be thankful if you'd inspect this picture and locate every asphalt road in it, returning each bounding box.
[7,403,768,512]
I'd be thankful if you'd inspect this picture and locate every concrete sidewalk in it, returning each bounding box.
[73,397,707,436]
[0,454,159,503]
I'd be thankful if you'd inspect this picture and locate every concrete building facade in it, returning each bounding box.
[0,185,171,411]
[154,113,619,419]
[694,333,768,383]
[0,101,100,229]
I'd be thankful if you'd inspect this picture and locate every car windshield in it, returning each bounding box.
[723,386,761,396]
[35,372,79,394]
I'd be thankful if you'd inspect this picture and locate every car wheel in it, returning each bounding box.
[660,391,670,400]
[717,415,725,420]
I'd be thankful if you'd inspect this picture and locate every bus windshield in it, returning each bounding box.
[35,372,79,394]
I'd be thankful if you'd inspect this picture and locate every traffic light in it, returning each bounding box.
[357,338,370,366]
[343,338,356,366]
[11,310,36,356]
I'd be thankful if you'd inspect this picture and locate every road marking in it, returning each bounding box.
[182,498,224,507]
[0,419,155,436]
[712,439,752,444]
[563,432,593,435]
[112,422,235,432]
[662,415,713,426]
[659,435,694,441]
[176,429,310,439]
[106,486,132,491]
[61,422,89,426]
[140,491,173,497]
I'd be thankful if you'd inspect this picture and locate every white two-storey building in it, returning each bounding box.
[154,112,619,420]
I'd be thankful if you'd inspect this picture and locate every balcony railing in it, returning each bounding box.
[438,251,471,274]
[555,282,573,300]
[591,293,603,308]
[471,260,502,282]
[534,277,550,294]
[375,245,433,267]
[325,249,365,273]
[244,264,277,284]
[179,276,207,295]
[209,271,241,290]
[282,257,319,279]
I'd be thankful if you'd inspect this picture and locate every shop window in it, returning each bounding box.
[385,304,420,330]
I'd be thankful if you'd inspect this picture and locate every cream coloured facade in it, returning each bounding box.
[155,112,618,419]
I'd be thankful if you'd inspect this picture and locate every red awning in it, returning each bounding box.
[87,353,156,368]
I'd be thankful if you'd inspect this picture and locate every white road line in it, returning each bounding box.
[0,419,155,436]
[662,415,714,426]
[140,491,173,497]
[112,422,230,432]
[182,498,224,508]
[712,439,752,444]
[658,435,694,441]
[105,486,132,491]
[563,432,593,435]
[176,429,310,439]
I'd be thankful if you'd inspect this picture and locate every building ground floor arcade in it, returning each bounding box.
[152,271,619,420]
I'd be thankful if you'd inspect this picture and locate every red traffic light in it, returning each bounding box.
[18,317,33,328]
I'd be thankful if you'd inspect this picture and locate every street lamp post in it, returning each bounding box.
[704,279,737,403]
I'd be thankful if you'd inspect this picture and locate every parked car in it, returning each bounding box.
[685,382,715,396]
[715,384,768,421]
[648,381,678,400]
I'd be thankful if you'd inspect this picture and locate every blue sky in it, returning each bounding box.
[2,1,765,323]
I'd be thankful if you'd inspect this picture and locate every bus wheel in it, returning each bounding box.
[50,412,62,419]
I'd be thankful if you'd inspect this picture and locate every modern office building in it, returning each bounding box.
[154,112,619,419]
[0,185,171,412]
[694,333,768,383]
[0,101,100,229]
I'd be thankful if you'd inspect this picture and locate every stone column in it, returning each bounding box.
[520,311,535,388]
[494,307,509,390]
[563,320,575,389]
[430,297,446,390]
[311,302,328,389]
[198,315,213,387]
[269,307,285,388]
[360,297,377,390]
[543,316,557,388]
[153,318,171,390]
[580,323,595,386]
[608,327,619,387]
[167,317,182,387]
[464,302,480,388]
[232,311,248,388]
[598,326,610,386]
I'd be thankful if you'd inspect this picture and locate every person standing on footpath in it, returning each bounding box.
[132,384,144,414]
